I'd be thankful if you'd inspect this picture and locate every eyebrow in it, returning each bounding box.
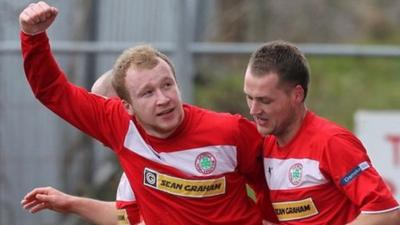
[161,77,174,82]
[135,82,153,95]
[255,96,271,100]
[244,91,268,99]
[136,76,174,94]
[247,93,273,103]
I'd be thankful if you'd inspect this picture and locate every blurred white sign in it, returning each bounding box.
[355,110,400,201]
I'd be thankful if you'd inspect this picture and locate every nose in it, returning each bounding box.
[249,100,261,115]
[156,89,170,105]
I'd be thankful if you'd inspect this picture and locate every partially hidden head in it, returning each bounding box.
[244,40,310,137]
[91,69,117,98]
[111,45,184,138]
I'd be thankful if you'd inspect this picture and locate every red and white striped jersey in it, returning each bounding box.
[21,32,277,225]
[263,111,399,224]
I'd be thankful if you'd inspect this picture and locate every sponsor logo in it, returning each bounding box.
[273,197,319,221]
[117,209,130,225]
[289,163,303,186]
[195,152,217,174]
[143,168,225,198]
[340,161,370,186]
[144,169,157,187]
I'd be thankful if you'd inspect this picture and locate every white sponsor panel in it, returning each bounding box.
[355,110,400,200]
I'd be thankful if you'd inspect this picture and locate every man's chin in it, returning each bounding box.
[257,126,271,137]
[158,121,180,133]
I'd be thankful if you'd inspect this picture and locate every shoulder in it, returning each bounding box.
[308,114,366,157]
[307,112,353,142]
[185,104,258,139]
[186,104,248,125]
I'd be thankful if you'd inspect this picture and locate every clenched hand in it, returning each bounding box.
[19,1,58,35]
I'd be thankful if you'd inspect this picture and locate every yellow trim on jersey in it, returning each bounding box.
[144,168,226,198]
[273,197,319,221]
[117,209,130,225]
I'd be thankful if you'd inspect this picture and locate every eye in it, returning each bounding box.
[259,98,272,104]
[141,89,153,97]
[162,81,173,89]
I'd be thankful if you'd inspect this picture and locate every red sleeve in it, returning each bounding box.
[234,116,263,185]
[116,201,141,224]
[255,184,279,223]
[20,32,129,151]
[321,133,399,212]
[234,117,279,222]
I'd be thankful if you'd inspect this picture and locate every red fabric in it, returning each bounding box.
[263,111,399,224]
[21,31,276,225]
[116,200,141,224]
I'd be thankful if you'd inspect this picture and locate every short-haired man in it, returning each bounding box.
[244,40,400,225]
[19,2,277,224]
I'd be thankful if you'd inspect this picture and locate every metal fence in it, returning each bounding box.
[1,1,400,225]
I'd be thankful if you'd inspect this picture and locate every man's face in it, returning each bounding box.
[243,67,298,137]
[124,58,184,138]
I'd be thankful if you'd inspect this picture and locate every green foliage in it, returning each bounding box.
[194,71,250,118]
[194,57,400,131]
[308,56,400,129]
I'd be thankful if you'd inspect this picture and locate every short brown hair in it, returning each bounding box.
[112,45,176,103]
[248,40,310,101]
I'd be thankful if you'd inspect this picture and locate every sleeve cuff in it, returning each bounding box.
[20,31,48,44]
[360,199,399,214]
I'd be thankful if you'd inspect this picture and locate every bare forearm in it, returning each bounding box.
[347,209,400,225]
[69,197,118,225]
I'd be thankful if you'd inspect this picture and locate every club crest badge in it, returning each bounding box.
[289,163,303,186]
[195,152,217,174]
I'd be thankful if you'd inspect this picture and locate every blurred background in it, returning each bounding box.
[1,0,400,224]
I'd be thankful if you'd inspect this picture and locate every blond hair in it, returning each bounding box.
[112,45,176,103]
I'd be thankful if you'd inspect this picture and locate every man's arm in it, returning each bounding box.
[20,2,129,149]
[323,134,400,224]
[21,186,118,225]
[347,209,400,225]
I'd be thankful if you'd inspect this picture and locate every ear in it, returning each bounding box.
[122,99,135,116]
[293,85,305,103]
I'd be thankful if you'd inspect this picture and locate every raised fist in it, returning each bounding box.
[19,1,58,35]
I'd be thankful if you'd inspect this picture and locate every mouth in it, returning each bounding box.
[156,108,175,117]
[254,116,269,125]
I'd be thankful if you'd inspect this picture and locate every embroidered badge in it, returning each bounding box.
[289,163,303,186]
[195,152,217,174]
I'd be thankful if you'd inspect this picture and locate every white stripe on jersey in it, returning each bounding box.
[124,121,238,176]
[116,173,135,201]
[264,158,328,190]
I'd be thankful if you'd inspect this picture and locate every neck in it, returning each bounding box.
[277,106,307,147]
[148,130,175,139]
